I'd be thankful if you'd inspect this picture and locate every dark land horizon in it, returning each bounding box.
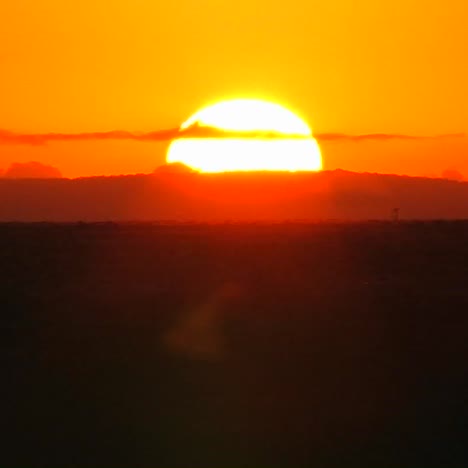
[3,220,467,467]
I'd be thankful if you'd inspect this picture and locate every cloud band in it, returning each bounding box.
[0,127,465,146]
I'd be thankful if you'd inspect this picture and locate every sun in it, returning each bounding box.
[166,99,322,172]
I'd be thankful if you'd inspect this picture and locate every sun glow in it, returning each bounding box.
[167,99,322,172]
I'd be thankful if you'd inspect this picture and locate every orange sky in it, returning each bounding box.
[1,0,467,178]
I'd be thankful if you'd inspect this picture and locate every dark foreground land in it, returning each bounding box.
[2,221,468,467]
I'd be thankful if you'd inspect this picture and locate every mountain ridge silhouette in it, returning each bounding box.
[1,169,467,221]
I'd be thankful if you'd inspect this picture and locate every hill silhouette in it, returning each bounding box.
[3,161,62,179]
[1,169,468,221]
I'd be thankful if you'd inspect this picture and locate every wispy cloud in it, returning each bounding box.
[0,127,465,146]
[315,132,466,142]
[0,128,180,145]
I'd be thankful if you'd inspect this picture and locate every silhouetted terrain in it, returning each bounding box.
[2,161,62,179]
[2,222,468,467]
[1,169,468,221]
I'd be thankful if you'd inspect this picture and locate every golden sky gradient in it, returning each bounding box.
[1,0,467,178]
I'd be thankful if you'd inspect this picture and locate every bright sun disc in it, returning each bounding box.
[167,99,322,172]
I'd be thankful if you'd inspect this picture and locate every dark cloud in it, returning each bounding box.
[0,127,465,146]
[0,126,309,145]
[0,128,178,145]
[315,132,466,142]
[3,161,62,179]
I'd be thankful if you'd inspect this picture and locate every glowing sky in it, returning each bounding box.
[0,0,467,178]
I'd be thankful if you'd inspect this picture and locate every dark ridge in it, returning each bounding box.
[1,169,468,221]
